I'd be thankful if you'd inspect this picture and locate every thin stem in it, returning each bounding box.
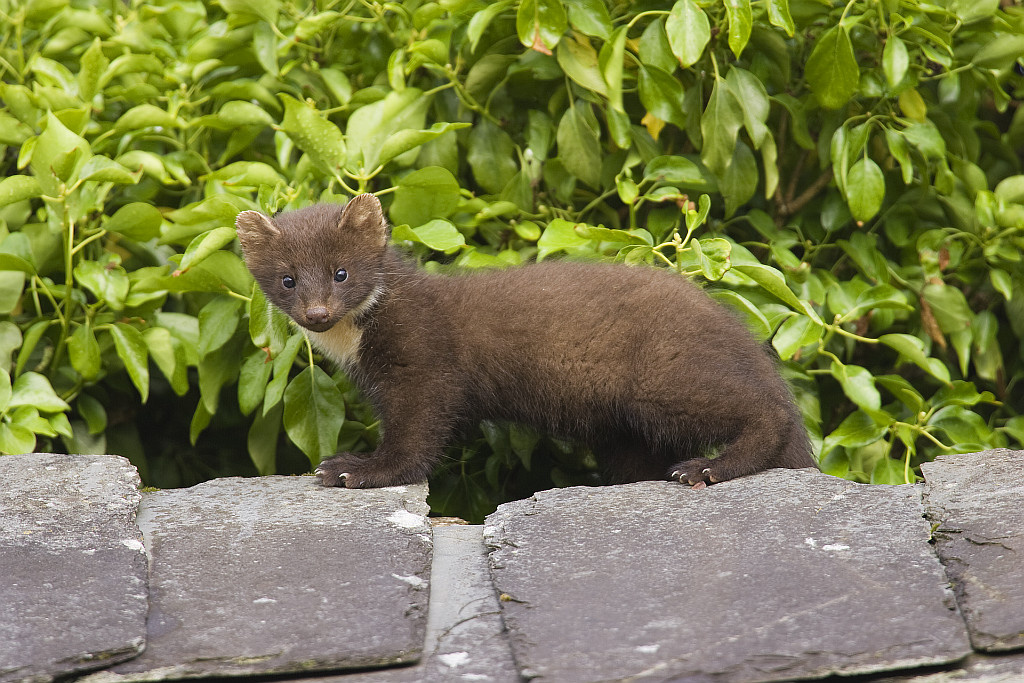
[70,230,108,257]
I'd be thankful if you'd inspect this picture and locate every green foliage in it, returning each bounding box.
[1,0,1022,519]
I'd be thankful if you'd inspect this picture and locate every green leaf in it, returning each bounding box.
[0,421,35,454]
[846,157,885,222]
[263,333,302,416]
[902,121,946,160]
[110,323,149,402]
[283,365,346,464]
[871,456,907,485]
[239,349,273,417]
[219,0,281,23]
[556,104,601,188]
[390,166,461,227]
[643,156,710,189]
[30,112,90,194]
[393,219,466,253]
[709,290,771,340]
[104,202,164,241]
[876,375,925,413]
[0,367,12,413]
[879,333,951,383]
[9,371,70,413]
[377,121,470,170]
[468,119,518,194]
[557,36,608,95]
[973,35,1024,70]
[538,218,590,260]
[805,26,858,110]
[922,283,972,333]
[883,35,909,88]
[724,0,752,58]
[733,264,805,312]
[822,409,889,453]
[994,175,1024,204]
[345,89,431,171]
[700,77,743,176]
[0,175,42,208]
[468,0,514,51]
[884,127,914,184]
[68,323,102,380]
[0,322,20,372]
[79,156,140,184]
[720,139,758,216]
[666,0,710,68]
[0,272,23,315]
[214,100,276,128]
[638,18,677,74]
[638,65,687,129]
[248,400,282,474]
[74,259,130,310]
[144,327,189,397]
[990,268,1012,301]
[78,38,109,102]
[772,315,820,360]
[115,104,186,132]
[175,227,237,275]
[929,406,993,448]
[725,67,770,148]
[198,296,243,358]
[564,0,612,39]
[601,25,628,112]
[831,362,881,411]
[0,113,32,147]
[692,237,731,281]
[295,10,342,40]
[767,0,794,35]
[278,93,346,176]
[516,0,567,54]
[574,224,652,245]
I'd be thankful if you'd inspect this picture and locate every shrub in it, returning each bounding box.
[0,0,1021,520]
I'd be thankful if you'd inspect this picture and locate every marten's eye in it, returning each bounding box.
[334,268,348,283]
[282,275,296,289]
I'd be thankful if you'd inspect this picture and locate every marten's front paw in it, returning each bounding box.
[314,452,427,489]
[668,458,718,490]
[314,453,375,488]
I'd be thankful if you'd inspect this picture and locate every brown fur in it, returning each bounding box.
[236,194,815,489]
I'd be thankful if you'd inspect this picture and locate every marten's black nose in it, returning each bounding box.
[305,306,330,324]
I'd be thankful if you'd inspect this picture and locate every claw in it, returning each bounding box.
[314,467,324,476]
[701,468,711,476]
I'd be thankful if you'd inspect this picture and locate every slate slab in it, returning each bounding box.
[875,651,1024,682]
[85,477,432,681]
[0,454,148,683]
[921,449,1024,652]
[316,522,520,683]
[485,469,971,683]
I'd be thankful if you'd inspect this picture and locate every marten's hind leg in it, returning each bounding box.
[668,406,813,487]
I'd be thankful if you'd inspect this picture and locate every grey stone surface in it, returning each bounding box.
[485,469,972,683]
[875,652,1024,682]
[921,449,1024,652]
[315,522,520,683]
[85,477,432,681]
[0,454,148,683]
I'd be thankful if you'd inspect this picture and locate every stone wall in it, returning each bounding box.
[2,450,1022,683]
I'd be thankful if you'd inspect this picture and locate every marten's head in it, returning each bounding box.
[236,194,388,332]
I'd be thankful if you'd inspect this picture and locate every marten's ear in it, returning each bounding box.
[235,210,280,251]
[340,193,388,247]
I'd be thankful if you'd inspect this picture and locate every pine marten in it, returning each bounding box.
[236,194,815,489]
